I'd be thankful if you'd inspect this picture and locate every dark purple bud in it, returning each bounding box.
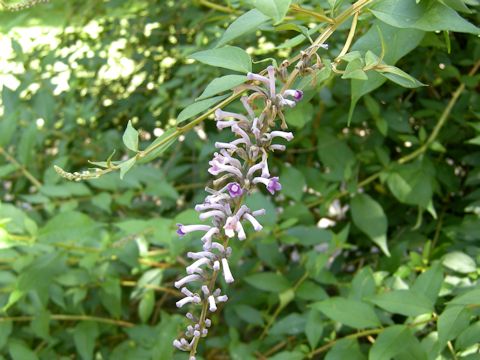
[176,223,186,236]
[293,90,303,101]
[267,177,282,194]
[227,182,243,198]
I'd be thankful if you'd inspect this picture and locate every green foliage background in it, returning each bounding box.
[0,0,479,359]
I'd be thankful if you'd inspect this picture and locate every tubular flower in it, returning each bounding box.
[173,64,303,359]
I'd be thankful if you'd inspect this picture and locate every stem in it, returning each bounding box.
[197,0,237,14]
[289,4,335,24]
[335,11,359,61]
[189,268,221,358]
[0,146,42,188]
[0,314,134,327]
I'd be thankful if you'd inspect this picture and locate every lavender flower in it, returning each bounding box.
[173,63,303,359]
[227,182,243,198]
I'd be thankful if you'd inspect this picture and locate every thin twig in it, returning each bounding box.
[198,0,237,14]
[0,146,42,188]
[0,314,134,327]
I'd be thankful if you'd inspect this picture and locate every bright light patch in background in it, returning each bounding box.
[36,118,45,128]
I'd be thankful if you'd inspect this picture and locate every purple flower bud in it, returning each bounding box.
[294,90,303,101]
[284,89,303,101]
[227,182,243,198]
[176,223,186,236]
[267,177,282,194]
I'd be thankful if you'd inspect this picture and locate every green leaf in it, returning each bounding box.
[138,290,155,323]
[39,211,99,244]
[377,65,426,88]
[99,278,122,317]
[455,322,480,350]
[217,9,270,47]
[365,50,380,69]
[190,46,252,73]
[386,160,435,208]
[270,313,306,335]
[350,267,376,301]
[441,0,472,13]
[349,21,424,122]
[326,339,366,360]
[369,325,417,360]
[73,322,99,360]
[119,157,137,179]
[281,166,305,201]
[31,310,50,339]
[442,251,477,273]
[197,75,246,100]
[244,272,290,292]
[286,226,332,246]
[467,135,480,145]
[351,193,390,256]
[369,289,434,317]
[0,86,19,146]
[233,304,264,326]
[448,288,480,307]
[438,306,471,348]
[268,351,304,360]
[306,309,323,348]
[122,120,139,152]
[250,0,292,23]
[342,58,368,80]
[312,297,381,329]
[177,94,228,124]
[0,321,12,349]
[316,129,356,181]
[285,102,314,128]
[8,339,38,360]
[412,262,443,303]
[370,0,479,34]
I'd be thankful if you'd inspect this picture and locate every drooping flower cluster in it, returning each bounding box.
[173,66,303,358]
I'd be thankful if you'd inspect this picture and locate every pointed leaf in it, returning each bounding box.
[73,322,99,360]
[190,46,252,73]
[371,0,479,34]
[377,65,426,88]
[351,193,390,256]
[197,75,246,100]
[119,157,136,179]
[244,272,290,292]
[368,289,434,317]
[251,0,292,23]
[217,9,270,47]
[369,325,416,360]
[438,306,471,348]
[312,297,381,329]
[306,309,324,348]
[122,120,139,152]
